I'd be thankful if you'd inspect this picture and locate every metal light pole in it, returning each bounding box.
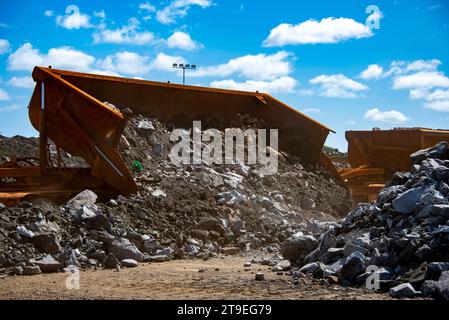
[172,63,196,85]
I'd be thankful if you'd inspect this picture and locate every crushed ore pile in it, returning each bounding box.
[0,113,351,277]
[278,142,449,300]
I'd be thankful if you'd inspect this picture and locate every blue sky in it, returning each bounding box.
[0,0,448,151]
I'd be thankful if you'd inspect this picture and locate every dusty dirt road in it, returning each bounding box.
[0,255,390,300]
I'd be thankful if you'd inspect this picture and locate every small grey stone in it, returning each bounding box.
[255,272,265,281]
[22,265,42,276]
[121,259,139,268]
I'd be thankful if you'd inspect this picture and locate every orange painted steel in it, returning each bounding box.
[0,66,335,205]
[342,128,449,201]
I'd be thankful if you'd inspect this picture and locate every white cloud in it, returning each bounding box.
[364,108,408,123]
[0,39,10,54]
[139,2,156,20]
[166,31,202,51]
[7,43,45,71]
[7,43,104,73]
[56,9,92,29]
[0,104,19,112]
[93,18,155,45]
[360,64,383,80]
[309,74,369,98]
[8,76,35,89]
[6,42,191,78]
[44,10,54,17]
[140,2,156,12]
[97,52,151,76]
[410,88,449,101]
[263,17,373,47]
[156,0,213,24]
[192,51,293,81]
[151,52,186,72]
[0,88,10,101]
[383,59,441,78]
[385,59,449,112]
[393,71,449,89]
[404,59,441,73]
[210,76,297,93]
[424,100,449,112]
[46,47,95,71]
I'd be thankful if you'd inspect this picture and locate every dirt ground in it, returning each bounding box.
[0,255,389,300]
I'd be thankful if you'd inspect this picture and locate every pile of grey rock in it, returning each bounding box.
[281,142,449,300]
[0,113,351,278]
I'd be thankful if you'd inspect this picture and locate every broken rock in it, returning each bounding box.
[281,233,318,264]
[389,283,420,299]
[108,238,144,262]
[121,259,139,268]
[67,190,97,208]
[29,255,61,273]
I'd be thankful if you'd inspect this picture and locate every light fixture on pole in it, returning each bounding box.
[172,63,196,85]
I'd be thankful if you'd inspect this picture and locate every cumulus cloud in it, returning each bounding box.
[93,18,155,45]
[364,108,408,123]
[424,100,449,112]
[0,88,10,101]
[263,17,373,47]
[97,51,151,75]
[56,8,92,29]
[156,0,213,24]
[381,58,449,112]
[8,76,35,89]
[410,88,449,101]
[0,39,10,54]
[192,51,293,81]
[393,71,449,89]
[150,52,186,72]
[166,31,202,51]
[210,76,297,93]
[6,42,190,77]
[309,74,369,98]
[44,10,54,17]
[360,64,383,80]
[6,43,110,74]
[139,2,156,20]
[140,2,156,12]
[7,43,45,71]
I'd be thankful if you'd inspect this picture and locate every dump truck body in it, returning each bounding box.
[0,67,335,205]
[340,128,449,202]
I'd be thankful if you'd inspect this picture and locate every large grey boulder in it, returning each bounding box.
[392,187,423,214]
[108,238,144,262]
[32,233,61,254]
[339,251,366,284]
[67,190,97,208]
[410,141,449,165]
[280,233,318,264]
[29,255,61,273]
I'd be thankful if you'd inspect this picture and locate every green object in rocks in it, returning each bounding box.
[132,160,143,173]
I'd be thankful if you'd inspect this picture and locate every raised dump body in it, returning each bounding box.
[340,128,449,202]
[0,66,334,205]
